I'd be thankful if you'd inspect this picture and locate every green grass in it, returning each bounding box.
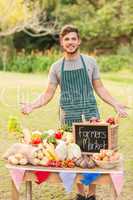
[0,71,133,200]
[101,70,133,84]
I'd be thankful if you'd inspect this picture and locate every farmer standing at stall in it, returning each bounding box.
[21,25,127,200]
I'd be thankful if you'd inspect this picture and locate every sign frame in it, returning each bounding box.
[72,122,117,155]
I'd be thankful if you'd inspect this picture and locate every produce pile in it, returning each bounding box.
[92,149,122,169]
[4,128,96,169]
[4,116,121,169]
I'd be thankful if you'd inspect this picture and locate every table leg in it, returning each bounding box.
[11,180,19,200]
[26,181,32,200]
[110,183,117,200]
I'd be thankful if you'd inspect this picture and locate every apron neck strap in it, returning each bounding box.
[61,54,86,73]
[80,55,86,70]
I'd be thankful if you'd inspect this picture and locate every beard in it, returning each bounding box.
[63,45,80,54]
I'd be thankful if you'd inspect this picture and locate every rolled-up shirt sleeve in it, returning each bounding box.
[92,59,100,80]
[48,64,58,86]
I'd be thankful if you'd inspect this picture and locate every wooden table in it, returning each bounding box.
[6,164,123,200]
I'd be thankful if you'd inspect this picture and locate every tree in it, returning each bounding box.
[57,0,133,51]
[0,0,58,37]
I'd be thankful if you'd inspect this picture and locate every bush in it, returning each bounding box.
[0,56,3,70]
[32,56,55,73]
[6,50,60,73]
[97,55,131,72]
[7,55,34,73]
[1,49,133,73]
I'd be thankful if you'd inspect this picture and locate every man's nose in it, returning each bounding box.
[67,39,73,44]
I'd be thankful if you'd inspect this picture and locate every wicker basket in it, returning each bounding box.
[93,154,122,169]
[108,124,119,150]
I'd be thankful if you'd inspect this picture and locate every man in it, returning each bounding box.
[21,25,127,200]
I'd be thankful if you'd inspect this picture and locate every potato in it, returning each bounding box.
[8,155,15,163]
[9,156,19,165]
[19,158,28,165]
[15,153,24,160]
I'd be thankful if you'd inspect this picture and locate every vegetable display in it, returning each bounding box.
[4,116,121,170]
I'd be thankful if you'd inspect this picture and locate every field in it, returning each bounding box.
[0,71,133,200]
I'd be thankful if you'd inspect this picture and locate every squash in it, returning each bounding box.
[55,141,67,161]
[67,143,81,160]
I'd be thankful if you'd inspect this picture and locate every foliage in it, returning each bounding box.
[97,55,131,72]
[0,0,58,36]
[0,56,3,70]
[13,32,59,52]
[0,49,132,73]
[6,50,60,73]
[0,0,133,65]
[0,0,133,54]
[60,0,77,5]
[56,0,133,51]
[0,0,33,32]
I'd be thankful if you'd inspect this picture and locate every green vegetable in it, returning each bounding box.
[47,136,56,144]
[41,133,49,140]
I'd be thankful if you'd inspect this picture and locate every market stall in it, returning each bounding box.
[6,163,123,200]
[4,117,124,200]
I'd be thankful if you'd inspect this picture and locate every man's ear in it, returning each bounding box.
[78,38,81,46]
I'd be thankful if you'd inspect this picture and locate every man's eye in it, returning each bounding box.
[72,38,77,41]
[64,38,69,41]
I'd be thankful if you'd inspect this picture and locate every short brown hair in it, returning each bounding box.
[60,24,80,38]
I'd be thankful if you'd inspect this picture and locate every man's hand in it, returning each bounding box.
[114,103,128,118]
[21,102,33,115]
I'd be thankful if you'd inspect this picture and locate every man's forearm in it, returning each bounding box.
[93,79,128,117]
[31,92,53,110]
[95,86,119,108]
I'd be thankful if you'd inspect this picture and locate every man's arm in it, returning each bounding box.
[92,79,128,117]
[21,82,57,115]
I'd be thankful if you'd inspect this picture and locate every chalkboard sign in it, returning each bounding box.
[73,122,112,154]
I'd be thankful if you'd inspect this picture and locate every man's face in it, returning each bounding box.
[60,32,81,54]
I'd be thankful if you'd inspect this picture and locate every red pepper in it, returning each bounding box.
[32,137,42,144]
[55,132,62,139]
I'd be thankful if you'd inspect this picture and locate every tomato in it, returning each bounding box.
[32,137,42,144]
[55,132,62,139]
[106,117,115,125]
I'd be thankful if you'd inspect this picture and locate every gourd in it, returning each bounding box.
[55,141,67,160]
[67,143,81,160]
